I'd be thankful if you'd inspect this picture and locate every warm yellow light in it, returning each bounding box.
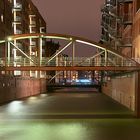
[8,37,12,41]
[72,75,76,79]
[41,35,44,38]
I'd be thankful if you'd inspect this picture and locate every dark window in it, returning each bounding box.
[137,0,140,11]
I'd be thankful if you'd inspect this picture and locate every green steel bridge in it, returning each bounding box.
[0,33,139,72]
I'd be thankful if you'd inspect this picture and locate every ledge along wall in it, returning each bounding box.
[0,75,47,104]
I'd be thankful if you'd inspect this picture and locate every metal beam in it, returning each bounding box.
[105,49,107,66]
[76,51,105,66]
[89,51,104,66]
[72,41,75,66]
[38,37,43,66]
[1,66,140,71]
[38,37,43,78]
[9,41,36,64]
[5,42,7,67]
[90,51,104,60]
[108,58,116,66]
[0,33,139,67]
[48,71,62,83]
[47,41,72,64]
[7,41,11,66]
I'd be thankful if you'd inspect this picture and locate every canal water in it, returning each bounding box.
[0,88,139,140]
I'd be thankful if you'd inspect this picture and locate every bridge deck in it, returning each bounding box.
[0,66,140,71]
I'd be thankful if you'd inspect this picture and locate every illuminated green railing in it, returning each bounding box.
[0,57,137,67]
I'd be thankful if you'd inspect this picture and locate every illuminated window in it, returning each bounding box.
[1,14,4,22]
[28,4,31,10]
[8,0,12,3]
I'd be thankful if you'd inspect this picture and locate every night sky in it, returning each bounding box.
[32,0,104,56]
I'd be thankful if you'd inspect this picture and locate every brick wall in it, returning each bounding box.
[0,76,47,104]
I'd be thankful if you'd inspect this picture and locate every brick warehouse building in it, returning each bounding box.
[101,0,140,59]
[0,0,13,39]
[0,0,47,69]
[0,0,59,103]
[101,0,140,111]
[0,0,13,57]
[0,0,59,77]
[0,0,46,37]
[133,0,140,59]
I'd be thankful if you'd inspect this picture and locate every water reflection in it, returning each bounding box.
[1,119,140,140]
[7,101,23,113]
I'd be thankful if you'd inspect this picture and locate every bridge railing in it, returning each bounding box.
[0,57,137,67]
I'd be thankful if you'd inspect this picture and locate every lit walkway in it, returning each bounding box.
[1,89,140,140]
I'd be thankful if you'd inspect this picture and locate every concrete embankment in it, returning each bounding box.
[102,72,136,111]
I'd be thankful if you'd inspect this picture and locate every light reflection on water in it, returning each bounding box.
[6,101,23,113]
[0,119,140,140]
[0,91,138,140]
[27,122,88,140]
[0,120,95,140]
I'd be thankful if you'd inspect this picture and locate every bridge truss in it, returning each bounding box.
[0,33,139,72]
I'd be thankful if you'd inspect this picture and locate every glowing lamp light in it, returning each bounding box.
[8,37,12,41]
[41,35,44,38]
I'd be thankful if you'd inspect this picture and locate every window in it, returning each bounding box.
[8,0,12,3]
[137,0,140,11]
[40,27,45,33]
[1,14,4,22]
[28,4,31,10]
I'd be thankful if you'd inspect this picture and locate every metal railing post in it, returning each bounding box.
[105,49,107,66]
[7,41,11,66]
[38,36,43,78]
[72,41,75,66]
[5,41,8,67]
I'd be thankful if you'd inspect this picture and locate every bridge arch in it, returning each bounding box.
[2,33,133,58]
[0,33,139,71]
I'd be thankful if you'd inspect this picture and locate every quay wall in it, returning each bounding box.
[102,73,136,111]
[0,76,47,104]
